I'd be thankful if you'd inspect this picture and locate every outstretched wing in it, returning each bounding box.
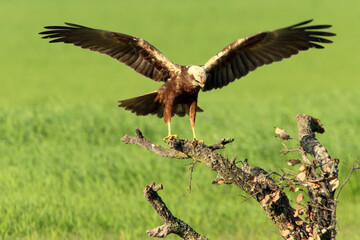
[39,23,181,82]
[202,20,335,91]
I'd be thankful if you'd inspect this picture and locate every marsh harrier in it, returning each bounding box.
[40,20,335,141]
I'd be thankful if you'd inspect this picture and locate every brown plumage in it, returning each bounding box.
[39,19,335,140]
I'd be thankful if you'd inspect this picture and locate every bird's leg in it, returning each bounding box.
[163,121,178,142]
[163,102,178,141]
[191,126,197,140]
[190,123,203,144]
[189,101,203,143]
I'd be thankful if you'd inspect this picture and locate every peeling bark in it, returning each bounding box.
[121,114,358,240]
[123,132,304,238]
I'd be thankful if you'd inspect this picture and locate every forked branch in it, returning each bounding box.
[122,130,306,239]
[144,182,208,240]
[122,114,357,240]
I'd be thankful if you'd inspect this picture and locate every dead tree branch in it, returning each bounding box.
[121,128,189,159]
[122,131,307,239]
[122,114,358,240]
[144,182,208,240]
[295,114,339,240]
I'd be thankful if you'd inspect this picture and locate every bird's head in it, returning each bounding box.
[188,65,206,89]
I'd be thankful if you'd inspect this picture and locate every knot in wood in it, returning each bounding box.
[300,135,319,154]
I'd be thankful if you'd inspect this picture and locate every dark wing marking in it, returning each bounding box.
[39,23,181,82]
[202,20,335,91]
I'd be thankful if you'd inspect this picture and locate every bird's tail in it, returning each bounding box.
[118,91,204,118]
[118,92,164,118]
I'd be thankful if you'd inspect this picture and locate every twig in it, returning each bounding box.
[280,148,301,154]
[185,160,197,194]
[209,137,234,150]
[335,163,359,200]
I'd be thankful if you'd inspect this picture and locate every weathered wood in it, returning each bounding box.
[296,114,339,240]
[121,114,357,240]
[144,182,208,240]
[122,131,306,239]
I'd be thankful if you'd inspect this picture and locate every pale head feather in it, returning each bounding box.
[188,65,206,87]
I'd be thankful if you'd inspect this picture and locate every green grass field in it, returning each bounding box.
[1,0,360,239]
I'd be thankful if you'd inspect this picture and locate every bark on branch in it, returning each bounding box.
[121,114,355,240]
[295,114,339,240]
[121,128,189,159]
[144,182,208,240]
[122,130,306,239]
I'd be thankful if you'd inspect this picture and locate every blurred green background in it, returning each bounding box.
[1,0,359,239]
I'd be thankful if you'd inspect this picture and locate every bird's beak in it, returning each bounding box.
[199,80,205,90]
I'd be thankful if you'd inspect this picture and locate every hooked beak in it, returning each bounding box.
[198,80,205,90]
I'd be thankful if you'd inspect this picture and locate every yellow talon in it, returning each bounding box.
[192,138,204,144]
[163,122,178,142]
[163,134,178,142]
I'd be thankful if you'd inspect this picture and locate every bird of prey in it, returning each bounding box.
[39,20,335,141]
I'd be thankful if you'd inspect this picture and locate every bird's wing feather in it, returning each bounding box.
[39,23,181,82]
[202,20,335,91]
